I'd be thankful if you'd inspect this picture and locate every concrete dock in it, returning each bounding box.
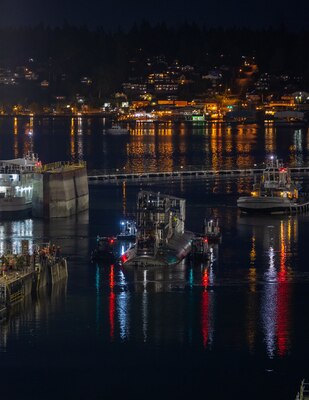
[32,161,89,218]
[0,249,68,307]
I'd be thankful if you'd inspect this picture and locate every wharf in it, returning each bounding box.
[0,248,68,307]
[88,165,309,184]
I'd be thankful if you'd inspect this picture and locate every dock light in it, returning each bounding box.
[121,221,125,225]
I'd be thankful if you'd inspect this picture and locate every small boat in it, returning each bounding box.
[91,236,117,262]
[237,156,307,214]
[190,236,209,261]
[203,218,222,243]
[117,219,137,241]
[106,125,129,135]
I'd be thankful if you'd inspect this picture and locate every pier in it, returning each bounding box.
[0,244,68,312]
[88,165,309,184]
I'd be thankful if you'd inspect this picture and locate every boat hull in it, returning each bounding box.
[122,232,194,268]
[237,196,296,214]
[0,197,32,218]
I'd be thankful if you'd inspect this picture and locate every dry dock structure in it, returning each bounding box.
[32,161,89,218]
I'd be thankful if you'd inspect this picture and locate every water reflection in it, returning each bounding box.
[0,219,35,254]
[1,117,308,172]
[94,257,214,348]
[240,216,297,358]
[0,279,67,352]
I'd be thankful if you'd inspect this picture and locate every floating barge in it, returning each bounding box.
[121,191,194,268]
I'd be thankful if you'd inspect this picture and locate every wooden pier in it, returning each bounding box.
[88,165,309,184]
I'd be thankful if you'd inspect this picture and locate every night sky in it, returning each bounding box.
[0,0,308,29]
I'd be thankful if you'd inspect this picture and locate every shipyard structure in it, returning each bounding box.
[0,243,68,321]
[32,161,89,218]
[0,154,88,218]
[121,191,194,268]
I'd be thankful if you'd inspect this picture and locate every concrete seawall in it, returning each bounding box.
[32,165,89,218]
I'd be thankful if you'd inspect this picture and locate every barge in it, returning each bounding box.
[121,191,194,268]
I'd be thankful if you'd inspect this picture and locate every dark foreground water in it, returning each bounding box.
[0,117,309,399]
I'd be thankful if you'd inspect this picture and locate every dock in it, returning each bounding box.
[88,165,309,184]
[0,245,68,310]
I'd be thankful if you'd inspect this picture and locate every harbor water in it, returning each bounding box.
[0,116,309,399]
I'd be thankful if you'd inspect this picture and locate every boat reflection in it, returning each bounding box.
[239,215,297,358]
[94,257,215,348]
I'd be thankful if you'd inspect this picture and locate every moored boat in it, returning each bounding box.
[117,219,137,241]
[203,218,222,243]
[91,236,117,262]
[120,191,194,268]
[237,156,308,214]
[106,125,129,135]
[0,152,40,217]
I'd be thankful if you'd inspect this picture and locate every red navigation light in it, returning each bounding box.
[121,253,128,263]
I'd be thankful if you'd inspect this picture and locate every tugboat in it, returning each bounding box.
[117,219,137,241]
[190,219,221,261]
[237,156,307,214]
[91,236,117,262]
[120,191,194,268]
[190,236,209,261]
[203,218,221,243]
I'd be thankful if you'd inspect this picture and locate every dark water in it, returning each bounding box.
[0,117,309,399]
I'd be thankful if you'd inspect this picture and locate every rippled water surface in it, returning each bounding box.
[0,117,309,399]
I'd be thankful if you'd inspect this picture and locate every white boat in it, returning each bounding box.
[0,153,39,216]
[106,125,129,135]
[237,157,304,214]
